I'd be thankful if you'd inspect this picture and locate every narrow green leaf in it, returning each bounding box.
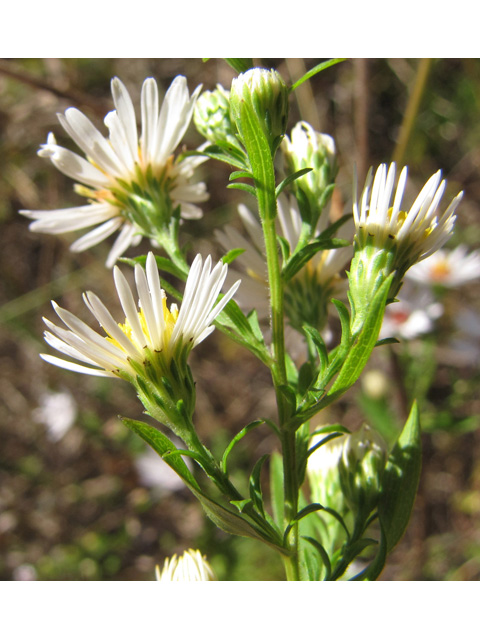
[284,503,325,544]
[378,401,422,553]
[375,337,400,347]
[229,170,253,181]
[221,420,264,474]
[302,536,332,581]
[121,417,200,490]
[188,146,247,170]
[224,58,254,73]
[282,238,350,282]
[291,58,347,91]
[249,454,269,516]
[221,248,246,265]
[246,310,266,344]
[327,274,393,400]
[351,524,387,581]
[227,182,257,197]
[275,167,313,198]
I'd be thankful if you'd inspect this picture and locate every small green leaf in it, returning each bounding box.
[291,58,347,91]
[375,337,400,347]
[223,58,254,73]
[221,248,246,265]
[302,536,332,580]
[378,401,422,553]
[246,310,266,344]
[229,170,253,181]
[249,454,269,516]
[282,238,350,282]
[284,503,325,544]
[221,420,264,474]
[227,182,257,197]
[275,167,313,198]
[230,499,253,513]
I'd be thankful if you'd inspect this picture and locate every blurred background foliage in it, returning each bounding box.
[0,58,479,581]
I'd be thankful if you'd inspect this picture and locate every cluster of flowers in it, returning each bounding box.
[21,67,475,579]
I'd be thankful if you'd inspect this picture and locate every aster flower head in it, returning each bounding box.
[349,163,463,331]
[41,252,240,381]
[353,163,463,273]
[155,549,215,581]
[20,76,208,267]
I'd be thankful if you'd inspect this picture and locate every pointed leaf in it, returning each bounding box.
[327,274,393,401]
[121,417,200,490]
[275,167,313,198]
[378,401,422,553]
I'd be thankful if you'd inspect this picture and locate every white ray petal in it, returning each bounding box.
[111,77,139,162]
[113,266,147,348]
[40,353,114,376]
[70,217,123,252]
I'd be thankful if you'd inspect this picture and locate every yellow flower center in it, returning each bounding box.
[107,299,179,353]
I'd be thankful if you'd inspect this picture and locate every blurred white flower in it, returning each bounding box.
[406,245,480,287]
[156,548,215,581]
[135,446,189,494]
[32,390,77,442]
[20,76,207,267]
[13,564,37,581]
[380,285,443,340]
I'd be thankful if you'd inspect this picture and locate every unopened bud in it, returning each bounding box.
[193,85,239,147]
[230,68,289,149]
[339,425,387,519]
[281,121,337,215]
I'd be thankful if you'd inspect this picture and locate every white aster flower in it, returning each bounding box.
[353,163,463,269]
[379,284,443,340]
[156,549,215,581]
[20,76,208,267]
[41,252,240,379]
[405,244,480,287]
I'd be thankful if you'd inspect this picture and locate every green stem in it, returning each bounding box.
[281,429,301,581]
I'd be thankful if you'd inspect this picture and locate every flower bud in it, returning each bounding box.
[307,434,349,554]
[281,121,337,218]
[339,425,387,520]
[230,68,289,149]
[193,84,239,147]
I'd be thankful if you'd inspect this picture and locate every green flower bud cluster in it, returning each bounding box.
[281,121,338,222]
[193,84,240,148]
[230,68,289,151]
[339,425,387,521]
